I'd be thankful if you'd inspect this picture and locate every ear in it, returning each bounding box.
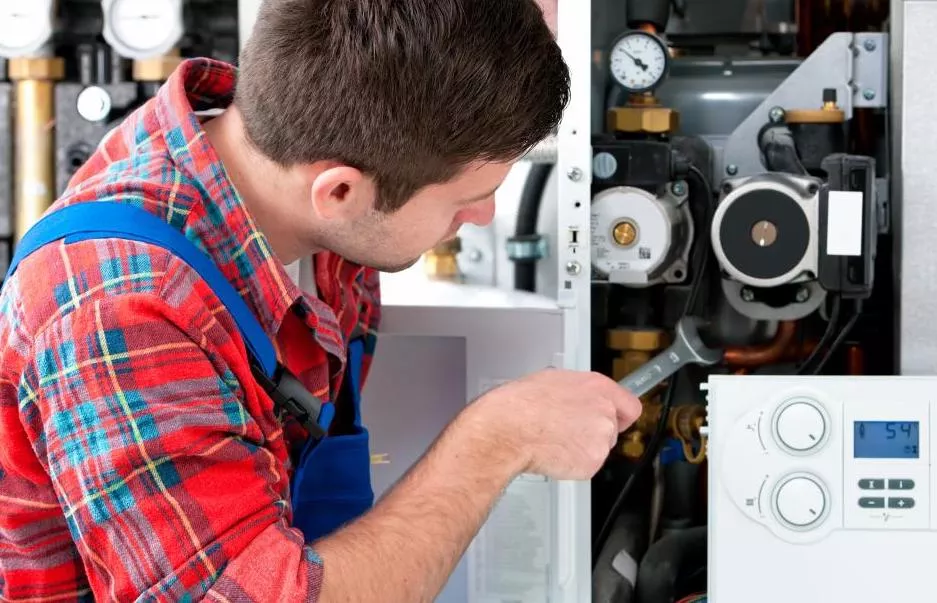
[306,163,373,221]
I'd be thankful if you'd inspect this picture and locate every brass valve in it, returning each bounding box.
[423,237,462,281]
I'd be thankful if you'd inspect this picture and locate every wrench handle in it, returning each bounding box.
[617,347,686,397]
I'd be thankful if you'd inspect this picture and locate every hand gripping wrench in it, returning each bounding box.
[617,316,723,397]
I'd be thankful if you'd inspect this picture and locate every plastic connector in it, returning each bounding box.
[671,151,691,179]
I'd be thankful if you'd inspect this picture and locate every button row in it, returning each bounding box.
[858,479,914,490]
[859,497,915,509]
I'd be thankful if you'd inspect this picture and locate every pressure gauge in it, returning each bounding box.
[609,30,670,93]
[102,0,184,60]
[0,0,55,59]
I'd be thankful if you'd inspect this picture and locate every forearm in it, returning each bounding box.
[315,403,523,603]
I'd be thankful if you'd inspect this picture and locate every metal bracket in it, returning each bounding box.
[720,32,888,180]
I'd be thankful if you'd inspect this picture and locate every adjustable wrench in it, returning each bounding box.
[618,316,723,397]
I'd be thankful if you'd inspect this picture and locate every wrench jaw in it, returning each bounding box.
[618,316,726,396]
[675,317,725,367]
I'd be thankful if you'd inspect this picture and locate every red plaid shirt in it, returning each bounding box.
[0,58,381,602]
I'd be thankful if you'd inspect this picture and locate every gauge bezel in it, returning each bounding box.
[101,0,184,60]
[608,29,671,94]
[0,0,55,59]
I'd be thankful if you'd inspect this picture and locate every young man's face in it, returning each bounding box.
[308,160,511,273]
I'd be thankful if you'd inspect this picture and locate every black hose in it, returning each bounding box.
[759,126,808,176]
[512,164,553,292]
[593,511,651,603]
[635,526,708,603]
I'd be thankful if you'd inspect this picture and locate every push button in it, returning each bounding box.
[859,497,885,508]
[859,479,885,490]
[888,479,915,490]
[888,497,915,509]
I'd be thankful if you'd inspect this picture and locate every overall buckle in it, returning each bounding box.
[251,362,334,439]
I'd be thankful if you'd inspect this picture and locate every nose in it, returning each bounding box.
[460,197,496,227]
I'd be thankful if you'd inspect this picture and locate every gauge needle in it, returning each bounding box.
[621,50,648,71]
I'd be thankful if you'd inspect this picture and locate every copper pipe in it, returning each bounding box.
[847,345,864,375]
[724,321,798,367]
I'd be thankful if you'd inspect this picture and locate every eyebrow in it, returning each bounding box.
[460,185,500,204]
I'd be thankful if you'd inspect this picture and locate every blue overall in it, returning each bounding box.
[3,202,374,543]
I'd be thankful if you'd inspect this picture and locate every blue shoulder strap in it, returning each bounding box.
[3,201,334,437]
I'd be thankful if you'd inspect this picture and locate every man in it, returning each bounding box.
[0,0,641,601]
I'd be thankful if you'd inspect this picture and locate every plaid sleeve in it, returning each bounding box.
[18,292,324,601]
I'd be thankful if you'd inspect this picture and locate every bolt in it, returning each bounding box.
[864,38,876,51]
[863,89,876,101]
[795,287,810,303]
[726,164,738,176]
[567,167,583,182]
[468,249,483,262]
[740,287,755,302]
[722,182,734,195]
[671,181,687,196]
[566,261,582,276]
[769,106,785,123]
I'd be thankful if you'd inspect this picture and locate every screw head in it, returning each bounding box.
[741,287,755,302]
[863,88,875,100]
[726,164,738,176]
[671,181,687,196]
[566,261,582,276]
[567,168,583,182]
[795,287,810,303]
[769,106,785,123]
[864,39,876,51]
[468,249,483,262]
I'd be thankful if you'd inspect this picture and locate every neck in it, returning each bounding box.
[202,106,315,264]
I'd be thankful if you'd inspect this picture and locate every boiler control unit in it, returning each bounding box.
[705,375,937,603]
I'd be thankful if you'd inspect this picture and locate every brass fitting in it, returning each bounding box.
[8,57,65,81]
[423,237,462,281]
[618,402,707,462]
[608,328,668,383]
[607,103,679,134]
[133,55,184,82]
[607,328,667,352]
[785,88,846,124]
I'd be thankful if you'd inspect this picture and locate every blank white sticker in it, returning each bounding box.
[827,191,864,256]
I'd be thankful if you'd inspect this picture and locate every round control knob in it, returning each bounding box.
[774,474,827,529]
[774,399,827,453]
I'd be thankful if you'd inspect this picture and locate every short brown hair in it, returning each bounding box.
[236,0,569,211]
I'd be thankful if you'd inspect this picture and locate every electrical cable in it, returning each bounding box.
[795,295,842,375]
[592,161,715,566]
[811,300,863,374]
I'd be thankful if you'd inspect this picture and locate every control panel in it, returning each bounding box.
[705,375,937,603]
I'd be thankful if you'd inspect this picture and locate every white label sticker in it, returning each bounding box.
[471,474,552,603]
[827,191,864,256]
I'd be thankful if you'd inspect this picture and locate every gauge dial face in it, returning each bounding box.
[0,1,53,57]
[609,31,669,92]
[106,0,181,58]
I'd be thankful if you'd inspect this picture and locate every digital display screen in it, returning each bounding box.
[853,421,920,459]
